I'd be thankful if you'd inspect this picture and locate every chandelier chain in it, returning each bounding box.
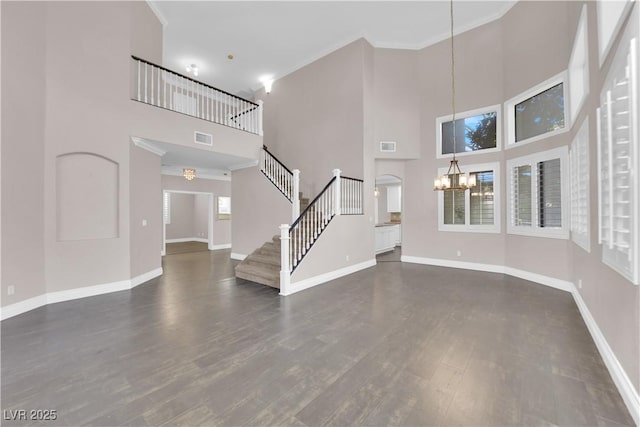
[450,0,456,160]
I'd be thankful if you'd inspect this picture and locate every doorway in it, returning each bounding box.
[162,190,215,256]
[374,174,402,262]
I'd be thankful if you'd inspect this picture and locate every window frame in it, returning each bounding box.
[570,118,591,253]
[436,104,502,159]
[505,72,570,148]
[506,146,570,239]
[569,5,590,126]
[437,161,501,234]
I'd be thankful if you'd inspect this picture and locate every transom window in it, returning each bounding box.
[506,73,569,147]
[436,105,500,158]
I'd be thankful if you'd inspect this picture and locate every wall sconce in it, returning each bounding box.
[374,187,380,197]
[260,76,274,94]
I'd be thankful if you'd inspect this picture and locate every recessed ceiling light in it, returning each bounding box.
[227,54,234,60]
[186,63,198,77]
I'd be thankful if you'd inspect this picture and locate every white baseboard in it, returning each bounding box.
[209,244,231,250]
[230,252,247,261]
[1,267,163,321]
[572,289,640,426]
[166,237,208,243]
[400,255,573,292]
[284,259,377,296]
[401,254,638,425]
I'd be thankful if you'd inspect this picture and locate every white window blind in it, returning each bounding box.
[507,146,569,239]
[597,29,638,285]
[163,192,171,225]
[438,162,500,233]
[570,119,590,252]
[470,171,494,225]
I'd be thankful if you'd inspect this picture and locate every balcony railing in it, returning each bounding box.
[131,56,262,135]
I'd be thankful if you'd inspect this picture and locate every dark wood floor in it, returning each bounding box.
[165,241,209,255]
[1,249,633,426]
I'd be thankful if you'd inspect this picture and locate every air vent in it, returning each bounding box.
[380,141,397,153]
[194,131,213,146]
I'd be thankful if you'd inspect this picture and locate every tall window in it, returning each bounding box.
[597,22,638,285]
[507,147,569,239]
[570,119,590,252]
[439,162,500,233]
[437,105,500,158]
[506,73,568,146]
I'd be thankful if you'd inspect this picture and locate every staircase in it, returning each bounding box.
[235,193,309,288]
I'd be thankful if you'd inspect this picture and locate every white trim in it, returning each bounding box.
[568,5,590,127]
[505,71,569,148]
[165,237,208,243]
[145,0,168,27]
[506,146,570,240]
[284,259,377,296]
[436,104,502,159]
[210,244,231,250]
[131,137,167,156]
[597,0,635,68]
[228,160,259,171]
[572,289,640,426]
[230,252,247,260]
[400,255,573,292]
[437,161,501,234]
[1,268,163,321]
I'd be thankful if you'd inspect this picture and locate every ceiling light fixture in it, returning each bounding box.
[183,168,196,181]
[185,63,199,77]
[260,75,274,94]
[434,0,476,191]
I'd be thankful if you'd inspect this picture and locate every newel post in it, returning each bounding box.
[333,168,342,216]
[257,100,264,136]
[292,169,300,221]
[279,224,290,296]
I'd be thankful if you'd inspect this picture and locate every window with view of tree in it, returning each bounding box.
[507,147,568,239]
[438,106,500,157]
[438,163,500,233]
[515,83,565,142]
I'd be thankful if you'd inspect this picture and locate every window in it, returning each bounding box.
[217,196,231,220]
[436,105,500,158]
[597,0,634,66]
[569,5,590,125]
[163,192,171,225]
[438,162,500,233]
[506,73,568,146]
[570,119,590,252]
[597,19,638,285]
[507,146,569,239]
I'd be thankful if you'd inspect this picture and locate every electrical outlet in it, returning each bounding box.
[578,279,583,289]
[142,219,147,227]
[7,285,15,296]
[456,250,462,257]
[346,255,350,261]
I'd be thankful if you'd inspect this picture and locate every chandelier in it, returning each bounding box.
[434,0,476,192]
[183,168,196,181]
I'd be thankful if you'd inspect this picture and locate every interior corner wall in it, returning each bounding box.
[1,1,46,306]
[259,39,367,197]
[130,144,161,277]
[193,194,209,240]
[231,166,291,256]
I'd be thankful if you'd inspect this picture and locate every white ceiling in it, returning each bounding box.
[133,138,256,180]
[149,1,517,97]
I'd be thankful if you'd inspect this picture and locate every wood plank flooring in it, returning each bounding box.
[1,249,634,426]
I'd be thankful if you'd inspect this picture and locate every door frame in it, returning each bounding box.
[162,189,215,256]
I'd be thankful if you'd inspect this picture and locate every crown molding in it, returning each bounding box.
[131,137,166,156]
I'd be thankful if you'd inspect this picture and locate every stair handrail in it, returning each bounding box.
[260,147,300,220]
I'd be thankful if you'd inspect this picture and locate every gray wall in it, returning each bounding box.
[166,193,195,240]
[1,2,46,304]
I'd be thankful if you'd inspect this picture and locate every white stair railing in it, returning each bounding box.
[260,148,300,221]
[132,56,262,135]
[279,169,364,295]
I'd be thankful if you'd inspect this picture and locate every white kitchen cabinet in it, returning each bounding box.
[386,185,402,212]
[375,224,400,254]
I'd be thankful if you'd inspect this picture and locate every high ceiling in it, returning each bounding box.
[149,1,517,98]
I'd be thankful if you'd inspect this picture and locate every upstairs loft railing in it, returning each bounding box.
[131,56,263,135]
